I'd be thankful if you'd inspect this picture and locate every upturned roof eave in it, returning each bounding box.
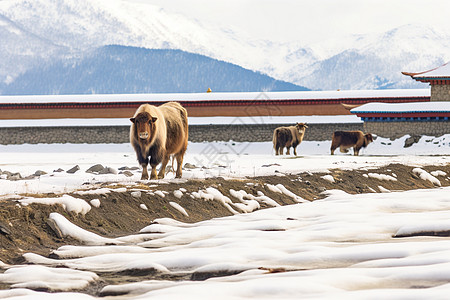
[402,62,450,81]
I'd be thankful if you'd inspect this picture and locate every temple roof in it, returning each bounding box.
[351,101,450,114]
[350,101,450,120]
[402,62,450,81]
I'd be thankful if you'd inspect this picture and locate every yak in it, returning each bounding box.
[330,130,373,156]
[273,123,308,155]
[130,102,188,180]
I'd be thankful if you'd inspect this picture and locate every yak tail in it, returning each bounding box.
[272,129,279,149]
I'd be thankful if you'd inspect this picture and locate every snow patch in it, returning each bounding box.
[48,213,121,245]
[169,202,188,216]
[173,190,183,199]
[89,199,100,208]
[0,265,98,291]
[378,186,391,193]
[431,170,447,177]
[321,175,335,183]
[19,195,91,215]
[154,191,166,198]
[366,173,397,181]
[274,184,308,203]
[413,168,441,186]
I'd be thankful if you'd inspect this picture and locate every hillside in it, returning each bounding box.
[1,46,307,94]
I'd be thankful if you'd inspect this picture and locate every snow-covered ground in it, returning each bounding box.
[1,134,450,298]
[1,134,450,196]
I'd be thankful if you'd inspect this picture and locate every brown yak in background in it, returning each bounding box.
[330,130,373,156]
[130,102,188,180]
[273,123,308,156]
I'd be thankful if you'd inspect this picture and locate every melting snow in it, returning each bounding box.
[4,187,450,298]
[169,202,189,216]
[413,168,441,186]
[49,213,121,245]
[364,173,397,181]
[321,174,335,183]
[19,195,91,215]
[89,199,100,208]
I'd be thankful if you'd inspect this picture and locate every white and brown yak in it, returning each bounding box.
[273,123,308,156]
[130,102,188,180]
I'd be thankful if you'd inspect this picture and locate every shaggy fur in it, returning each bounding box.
[130,102,188,180]
[273,123,308,155]
[330,130,373,156]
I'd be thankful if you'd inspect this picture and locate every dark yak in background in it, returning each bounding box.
[330,130,373,156]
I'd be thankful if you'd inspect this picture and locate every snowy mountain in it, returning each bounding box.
[2,46,306,94]
[290,25,450,90]
[0,0,448,94]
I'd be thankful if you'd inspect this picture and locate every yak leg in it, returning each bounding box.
[148,166,157,179]
[353,147,360,156]
[149,152,162,180]
[285,147,290,155]
[274,142,281,155]
[293,143,298,156]
[330,142,338,155]
[174,153,184,178]
[135,149,149,180]
[158,154,170,179]
[140,163,149,180]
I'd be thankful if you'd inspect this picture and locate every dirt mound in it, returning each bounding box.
[0,163,449,265]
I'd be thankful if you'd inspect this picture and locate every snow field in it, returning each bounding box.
[2,187,450,298]
[0,135,450,298]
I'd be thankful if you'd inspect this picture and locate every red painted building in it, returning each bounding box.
[0,90,429,119]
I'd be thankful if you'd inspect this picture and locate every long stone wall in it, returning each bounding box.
[1,121,449,145]
[0,123,364,145]
[364,121,450,139]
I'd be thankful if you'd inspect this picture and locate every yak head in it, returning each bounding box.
[364,133,374,146]
[295,123,308,132]
[130,112,157,141]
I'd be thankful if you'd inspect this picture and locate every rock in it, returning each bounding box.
[34,170,47,176]
[86,164,105,174]
[317,187,327,193]
[0,222,11,235]
[53,168,64,173]
[120,170,134,177]
[404,135,421,148]
[99,167,118,175]
[8,173,22,181]
[183,163,197,169]
[119,166,139,171]
[66,165,80,174]
[47,218,63,238]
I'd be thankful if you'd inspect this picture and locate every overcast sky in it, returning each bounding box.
[128,0,450,44]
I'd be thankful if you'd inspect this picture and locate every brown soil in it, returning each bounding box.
[0,163,449,292]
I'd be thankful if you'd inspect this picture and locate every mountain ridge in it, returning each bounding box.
[0,0,447,93]
[1,46,308,95]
